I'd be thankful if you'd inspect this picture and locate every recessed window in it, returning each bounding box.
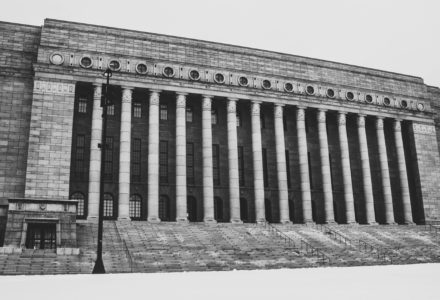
[326,89,335,98]
[159,141,168,183]
[50,53,64,65]
[129,194,142,220]
[262,148,268,187]
[187,142,195,185]
[78,97,87,113]
[284,82,294,92]
[163,66,175,77]
[160,104,168,120]
[214,197,223,222]
[417,102,425,111]
[107,104,115,116]
[108,60,121,71]
[133,102,142,118]
[74,135,86,177]
[238,146,245,186]
[400,99,408,108]
[71,192,85,218]
[131,138,141,182]
[103,136,114,181]
[189,70,200,80]
[346,91,354,100]
[136,63,148,74]
[238,76,249,87]
[213,144,220,186]
[211,108,218,124]
[214,73,225,84]
[186,106,193,122]
[365,94,373,103]
[306,85,315,95]
[159,195,170,221]
[103,193,114,218]
[383,97,391,106]
[262,80,271,89]
[80,56,92,68]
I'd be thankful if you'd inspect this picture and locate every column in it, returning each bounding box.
[87,84,102,219]
[317,109,335,224]
[274,104,290,223]
[376,117,395,224]
[297,106,313,223]
[175,93,188,222]
[338,112,356,223]
[251,101,265,223]
[147,90,161,222]
[118,87,133,220]
[394,119,413,224]
[357,114,376,224]
[227,98,242,223]
[202,95,215,223]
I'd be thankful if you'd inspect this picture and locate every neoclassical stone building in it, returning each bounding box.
[1,19,440,248]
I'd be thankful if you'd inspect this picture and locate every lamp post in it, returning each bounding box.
[92,67,113,274]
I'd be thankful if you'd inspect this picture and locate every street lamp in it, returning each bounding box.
[92,67,113,274]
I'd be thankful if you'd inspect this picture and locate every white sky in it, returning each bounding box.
[1,0,439,86]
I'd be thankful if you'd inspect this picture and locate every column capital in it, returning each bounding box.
[317,110,326,123]
[202,97,212,111]
[150,89,162,94]
[149,90,160,105]
[227,99,236,113]
[296,107,305,121]
[337,112,346,126]
[176,95,186,108]
[376,117,384,129]
[122,88,133,103]
[93,85,102,97]
[393,119,402,131]
[274,104,283,118]
[202,94,214,99]
[357,114,366,127]
[121,86,134,91]
[297,105,307,110]
[251,101,260,116]
[176,92,188,96]
[227,97,239,102]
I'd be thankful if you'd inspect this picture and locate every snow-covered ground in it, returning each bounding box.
[1,264,439,300]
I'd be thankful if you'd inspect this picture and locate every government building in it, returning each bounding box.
[0,19,440,273]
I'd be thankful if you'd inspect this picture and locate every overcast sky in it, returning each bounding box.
[1,0,439,87]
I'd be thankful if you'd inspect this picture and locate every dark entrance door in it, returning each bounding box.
[25,223,56,249]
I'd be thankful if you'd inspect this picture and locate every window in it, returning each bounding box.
[129,194,142,219]
[187,143,195,185]
[308,152,313,189]
[262,148,268,187]
[236,110,242,127]
[133,102,142,118]
[159,140,168,183]
[211,108,218,125]
[240,198,248,222]
[214,197,223,222]
[260,112,265,129]
[238,146,245,186]
[131,138,141,182]
[285,150,291,189]
[187,196,197,222]
[186,106,193,123]
[71,192,85,218]
[159,195,170,221]
[78,97,87,113]
[160,104,168,120]
[103,193,114,218]
[103,136,114,181]
[107,104,115,116]
[75,135,85,177]
[25,223,56,250]
[213,144,220,185]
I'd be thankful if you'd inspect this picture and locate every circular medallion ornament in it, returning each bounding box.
[189,69,200,80]
[306,85,315,95]
[417,102,425,111]
[238,76,249,87]
[50,53,64,65]
[214,73,225,84]
[262,80,271,90]
[136,63,148,74]
[400,99,408,109]
[79,56,93,68]
[346,91,354,101]
[365,94,373,103]
[163,66,175,78]
[108,60,121,71]
[383,97,391,106]
[284,82,294,92]
[326,89,335,98]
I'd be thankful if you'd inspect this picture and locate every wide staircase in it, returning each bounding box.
[1,221,439,274]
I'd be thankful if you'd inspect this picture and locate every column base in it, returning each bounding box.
[148,217,161,223]
[366,221,379,225]
[383,221,397,225]
[256,219,267,224]
[324,220,337,225]
[204,218,217,224]
[346,221,358,225]
[176,217,189,223]
[280,219,292,224]
[230,218,243,224]
[303,219,315,225]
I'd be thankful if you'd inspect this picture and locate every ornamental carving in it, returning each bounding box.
[376,118,384,129]
[393,120,402,131]
[318,110,326,123]
[149,91,160,105]
[274,105,283,118]
[296,108,305,121]
[227,100,236,113]
[33,80,75,95]
[413,123,436,135]
[357,115,365,127]
[122,88,133,103]
[337,113,346,126]
[93,85,102,98]
[176,94,186,108]
[202,97,212,111]
[251,102,260,116]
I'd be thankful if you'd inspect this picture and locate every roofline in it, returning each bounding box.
[0,20,40,29]
[44,18,424,83]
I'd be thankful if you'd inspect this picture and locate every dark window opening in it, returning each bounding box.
[103,193,114,218]
[238,146,245,186]
[265,198,272,223]
[240,198,248,222]
[214,197,223,222]
[213,144,220,186]
[74,135,85,177]
[103,136,114,181]
[308,152,313,189]
[129,194,142,220]
[25,223,56,250]
[160,104,168,120]
[159,140,168,183]
[107,104,115,116]
[211,108,218,125]
[133,102,142,118]
[78,97,87,113]
[187,196,198,222]
[186,106,193,123]
[286,150,291,188]
[187,143,195,185]
[263,148,268,187]
[131,138,141,182]
[236,110,242,127]
[71,192,85,218]
[159,195,170,221]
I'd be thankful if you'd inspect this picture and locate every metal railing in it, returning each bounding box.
[259,222,330,264]
[113,221,134,272]
[314,224,352,247]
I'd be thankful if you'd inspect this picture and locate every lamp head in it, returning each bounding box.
[102,68,113,78]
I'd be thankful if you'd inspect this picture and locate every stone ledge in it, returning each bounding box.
[56,248,80,255]
[0,247,23,254]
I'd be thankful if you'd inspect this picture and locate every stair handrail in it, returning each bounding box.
[260,222,330,264]
[314,224,352,248]
[113,221,134,272]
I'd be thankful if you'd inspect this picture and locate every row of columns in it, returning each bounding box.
[87,84,414,224]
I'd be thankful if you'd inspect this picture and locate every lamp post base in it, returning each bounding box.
[92,258,106,274]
